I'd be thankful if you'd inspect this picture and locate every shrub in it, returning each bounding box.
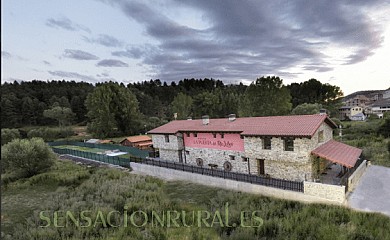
[1,138,55,179]
[27,127,74,141]
[1,128,21,145]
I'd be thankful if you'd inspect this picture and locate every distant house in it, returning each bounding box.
[99,139,114,144]
[369,98,390,117]
[350,112,366,121]
[338,106,363,120]
[120,135,153,150]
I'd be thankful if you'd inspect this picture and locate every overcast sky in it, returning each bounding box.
[2,0,389,95]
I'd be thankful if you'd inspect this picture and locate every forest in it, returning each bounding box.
[1,77,343,138]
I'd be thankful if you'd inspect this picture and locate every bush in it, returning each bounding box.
[27,127,74,141]
[1,128,21,145]
[1,138,55,179]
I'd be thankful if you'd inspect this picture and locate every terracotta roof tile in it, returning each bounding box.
[121,135,151,143]
[148,114,337,137]
[311,140,362,168]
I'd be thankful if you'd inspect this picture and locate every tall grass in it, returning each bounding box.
[2,159,390,239]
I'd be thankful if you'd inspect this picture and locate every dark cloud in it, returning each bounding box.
[83,34,123,47]
[48,71,98,82]
[102,0,389,82]
[46,17,90,33]
[2,51,11,59]
[63,49,99,60]
[96,59,129,67]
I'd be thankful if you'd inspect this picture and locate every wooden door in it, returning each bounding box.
[257,159,265,175]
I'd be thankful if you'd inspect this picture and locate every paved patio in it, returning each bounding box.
[348,165,390,217]
[320,163,344,185]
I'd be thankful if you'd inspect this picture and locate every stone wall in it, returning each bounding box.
[244,136,314,181]
[347,160,368,192]
[151,134,183,150]
[151,122,335,182]
[130,162,345,204]
[159,149,182,162]
[184,147,252,174]
[304,181,346,203]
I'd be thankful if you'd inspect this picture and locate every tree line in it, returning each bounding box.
[1,77,343,138]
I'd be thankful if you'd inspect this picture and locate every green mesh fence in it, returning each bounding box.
[48,140,149,158]
[51,147,131,167]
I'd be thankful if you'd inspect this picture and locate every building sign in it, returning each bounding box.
[184,133,244,151]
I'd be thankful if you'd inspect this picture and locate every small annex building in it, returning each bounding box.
[120,135,153,150]
[148,114,362,182]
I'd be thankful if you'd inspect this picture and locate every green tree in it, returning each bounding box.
[291,103,322,115]
[193,91,220,118]
[171,93,193,120]
[1,128,21,145]
[43,106,75,127]
[287,79,343,107]
[239,76,292,117]
[1,138,55,178]
[378,113,390,138]
[85,83,141,138]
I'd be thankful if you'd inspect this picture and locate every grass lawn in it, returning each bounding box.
[2,159,390,239]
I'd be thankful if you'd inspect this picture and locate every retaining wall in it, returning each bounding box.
[347,160,368,192]
[130,162,345,205]
[303,181,346,203]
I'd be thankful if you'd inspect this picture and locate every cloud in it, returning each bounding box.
[46,17,90,33]
[43,60,51,65]
[63,49,99,60]
[83,34,123,47]
[101,0,389,82]
[48,70,98,82]
[2,51,11,59]
[112,44,156,59]
[96,59,129,67]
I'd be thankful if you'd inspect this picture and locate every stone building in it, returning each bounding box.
[120,135,153,150]
[148,114,361,182]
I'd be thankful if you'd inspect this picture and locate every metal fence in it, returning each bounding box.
[130,157,304,192]
[52,147,130,168]
[48,140,149,158]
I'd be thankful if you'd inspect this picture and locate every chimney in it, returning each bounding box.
[202,115,209,125]
[228,114,236,122]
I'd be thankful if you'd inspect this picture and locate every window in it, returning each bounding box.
[318,130,324,143]
[185,150,190,155]
[221,133,224,138]
[186,132,190,137]
[284,139,294,151]
[164,135,170,143]
[212,133,217,138]
[263,138,271,150]
[193,133,198,137]
[229,155,235,160]
[242,157,248,162]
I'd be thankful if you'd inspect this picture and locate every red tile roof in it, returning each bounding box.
[121,135,151,143]
[148,114,337,138]
[311,140,362,168]
[137,142,153,147]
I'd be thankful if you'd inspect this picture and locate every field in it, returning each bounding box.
[335,119,390,167]
[2,159,390,240]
